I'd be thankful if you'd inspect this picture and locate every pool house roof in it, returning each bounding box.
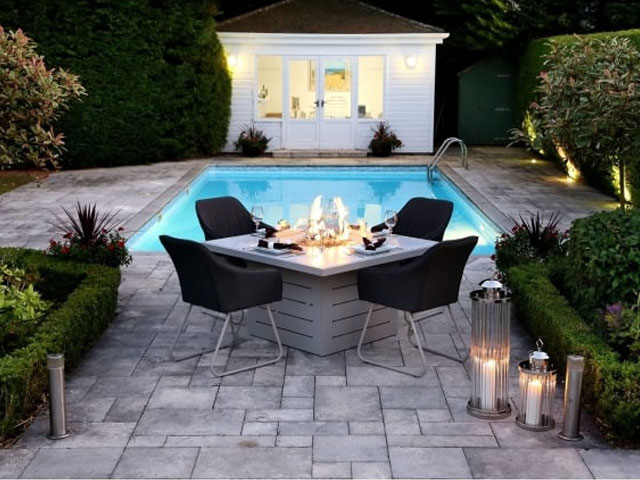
[217,0,444,35]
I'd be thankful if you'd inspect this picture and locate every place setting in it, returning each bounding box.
[248,196,402,257]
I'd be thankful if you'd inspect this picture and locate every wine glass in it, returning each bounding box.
[384,209,398,238]
[251,205,264,234]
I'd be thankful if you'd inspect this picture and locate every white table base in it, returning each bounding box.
[246,265,397,356]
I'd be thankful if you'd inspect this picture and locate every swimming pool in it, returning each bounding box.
[128,166,501,255]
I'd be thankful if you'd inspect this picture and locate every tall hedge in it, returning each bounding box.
[517,29,640,120]
[0,0,231,168]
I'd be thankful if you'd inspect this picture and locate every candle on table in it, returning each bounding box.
[525,379,543,425]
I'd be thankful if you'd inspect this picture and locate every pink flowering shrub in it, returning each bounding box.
[0,27,86,169]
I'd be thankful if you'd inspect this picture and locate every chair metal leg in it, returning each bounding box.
[407,305,467,363]
[357,305,427,377]
[170,306,237,363]
[211,305,283,377]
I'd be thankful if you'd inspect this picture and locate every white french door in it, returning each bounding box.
[283,56,356,149]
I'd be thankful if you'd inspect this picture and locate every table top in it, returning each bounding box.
[204,234,436,277]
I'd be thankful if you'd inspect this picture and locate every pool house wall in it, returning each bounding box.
[219,33,448,153]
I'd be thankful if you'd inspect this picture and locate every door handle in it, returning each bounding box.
[314,100,325,107]
[320,100,325,107]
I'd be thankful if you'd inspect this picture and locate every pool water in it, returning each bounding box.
[128,166,501,255]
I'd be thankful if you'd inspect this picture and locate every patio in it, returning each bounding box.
[1,148,637,479]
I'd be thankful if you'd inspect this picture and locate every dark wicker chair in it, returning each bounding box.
[356,236,478,377]
[160,235,283,377]
[196,196,271,241]
[371,197,454,241]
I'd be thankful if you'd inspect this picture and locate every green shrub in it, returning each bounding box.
[0,0,231,168]
[516,29,640,207]
[0,27,85,170]
[0,249,120,438]
[562,209,640,319]
[508,263,640,445]
[0,265,50,356]
[494,211,567,273]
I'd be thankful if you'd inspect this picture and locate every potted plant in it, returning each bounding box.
[369,122,403,157]
[235,124,271,157]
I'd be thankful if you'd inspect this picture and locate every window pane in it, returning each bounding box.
[257,56,283,119]
[323,59,351,119]
[288,59,316,119]
[358,56,384,119]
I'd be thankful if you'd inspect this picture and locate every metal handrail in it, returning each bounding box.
[427,137,468,181]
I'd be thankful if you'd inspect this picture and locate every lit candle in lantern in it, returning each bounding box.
[481,359,496,410]
[525,379,543,426]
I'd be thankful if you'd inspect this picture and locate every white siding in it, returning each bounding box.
[220,33,445,153]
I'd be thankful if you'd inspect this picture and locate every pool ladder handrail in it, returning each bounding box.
[427,137,468,181]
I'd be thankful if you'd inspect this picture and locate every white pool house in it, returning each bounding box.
[217,0,448,153]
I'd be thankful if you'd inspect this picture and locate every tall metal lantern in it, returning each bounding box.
[467,279,511,419]
[516,339,557,431]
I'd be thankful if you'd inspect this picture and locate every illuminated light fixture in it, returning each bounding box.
[516,339,557,431]
[227,53,237,69]
[405,55,417,69]
[467,279,512,419]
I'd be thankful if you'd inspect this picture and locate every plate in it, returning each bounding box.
[352,244,397,255]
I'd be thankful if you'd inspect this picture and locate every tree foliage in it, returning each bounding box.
[533,36,640,207]
[0,27,85,169]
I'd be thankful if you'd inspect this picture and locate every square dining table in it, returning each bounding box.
[204,233,436,356]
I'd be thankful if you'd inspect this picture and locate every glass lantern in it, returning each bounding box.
[516,339,557,431]
[467,279,512,419]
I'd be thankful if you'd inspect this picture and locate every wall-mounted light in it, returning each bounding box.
[227,53,237,69]
[405,55,417,69]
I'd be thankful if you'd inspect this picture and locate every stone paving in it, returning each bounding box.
[0,148,637,479]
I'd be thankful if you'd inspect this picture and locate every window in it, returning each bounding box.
[358,56,384,119]
[256,56,283,119]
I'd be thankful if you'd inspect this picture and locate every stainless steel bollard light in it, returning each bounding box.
[46,354,70,440]
[467,279,512,419]
[559,355,585,441]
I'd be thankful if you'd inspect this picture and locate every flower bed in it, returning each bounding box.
[508,263,640,445]
[0,248,120,438]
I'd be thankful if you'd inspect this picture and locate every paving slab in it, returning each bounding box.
[389,447,472,479]
[579,449,640,479]
[313,435,387,462]
[192,447,312,478]
[105,398,149,423]
[379,386,446,409]
[0,449,37,479]
[215,386,281,409]
[465,448,593,478]
[18,422,135,449]
[352,461,392,479]
[112,447,199,478]
[278,421,349,436]
[21,447,123,479]
[246,409,313,422]
[147,386,217,410]
[315,386,381,421]
[312,462,351,478]
[135,409,244,436]
[87,376,158,398]
[165,435,276,447]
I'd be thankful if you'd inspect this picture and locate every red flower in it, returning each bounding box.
[49,239,57,247]
[63,232,72,239]
[61,246,70,254]
[108,244,115,252]
[117,240,125,248]
[118,226,125,232]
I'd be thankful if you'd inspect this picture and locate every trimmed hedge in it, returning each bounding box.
[508,263,640,445]
[0,248,120,437]
[0,0,231,168]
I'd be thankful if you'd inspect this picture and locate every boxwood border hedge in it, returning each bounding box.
[0,248,120,437]
[508,263,640,445]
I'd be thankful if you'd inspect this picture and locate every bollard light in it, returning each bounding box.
[47,353,70,440]
[467,279,511,419]
[516,339,557,431]
[559,355,585,441]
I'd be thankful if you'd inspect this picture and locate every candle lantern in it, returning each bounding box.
[516,339,557,431]
[467,279,511,419]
